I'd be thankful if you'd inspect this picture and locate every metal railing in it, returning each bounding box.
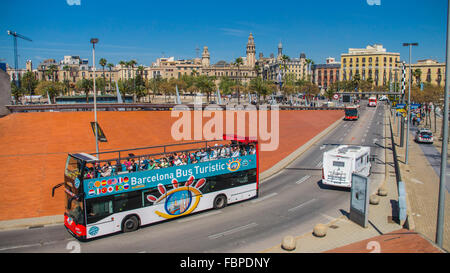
[5,103,345,113]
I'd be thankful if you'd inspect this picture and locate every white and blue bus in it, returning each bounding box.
[53,135,259,240]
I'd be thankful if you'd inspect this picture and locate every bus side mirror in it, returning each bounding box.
[52,183,64,197]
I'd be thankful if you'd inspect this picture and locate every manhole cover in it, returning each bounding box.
[329,225,339,229]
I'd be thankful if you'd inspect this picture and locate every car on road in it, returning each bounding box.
[415,128,434,144]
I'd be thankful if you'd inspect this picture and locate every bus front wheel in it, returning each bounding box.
[122,215,140,233]
[213,194,227,209]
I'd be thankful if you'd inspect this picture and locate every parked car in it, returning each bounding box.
[415,128,434,144]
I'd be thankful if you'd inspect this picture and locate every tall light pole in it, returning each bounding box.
[436,0,450,248]
[90,38,99,157]
[403,42,418,164]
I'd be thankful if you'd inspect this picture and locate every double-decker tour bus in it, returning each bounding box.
[368,96,377,107]
[344,105,359,120]
[52,135,259,240]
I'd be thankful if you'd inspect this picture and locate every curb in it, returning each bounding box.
[387,109,415,231]
[0,215,63,231]
[260,116,344,182]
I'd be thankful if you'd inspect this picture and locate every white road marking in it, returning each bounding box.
[316,161,323,168]
[296,175,311,185]
[288,198,317,212]
[0,240,59,252]
[320,213,337,221]
[410,178,424,185]
[208,223,258,239]
[177,210,222,223]
[320,145,326,150]
[251,192,278,203]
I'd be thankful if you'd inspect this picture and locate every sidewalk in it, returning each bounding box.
[392,113,450,252]
[262,106,446,253]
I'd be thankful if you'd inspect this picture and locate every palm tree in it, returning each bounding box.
[62,65,70,95]
[281,55,290,93]
[99,58,107,92]
[47,64,58,82]
[413,69,422,86]
[305,58,315,82]
[107,63,114,92]
[233,57,244,104]
[127,60,137,90]
[119,60,127,81]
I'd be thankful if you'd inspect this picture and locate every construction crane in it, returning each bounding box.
[7,30,32,87]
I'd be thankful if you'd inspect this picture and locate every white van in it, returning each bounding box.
[322,145,371,188]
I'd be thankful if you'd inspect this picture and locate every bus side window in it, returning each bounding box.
[114,191,141,213]
[86,197,113,224]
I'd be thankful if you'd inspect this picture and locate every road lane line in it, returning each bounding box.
[208,223,258,239]
[288,198,317,212]
[0,240,59,252]
[296,175,311,185]
[177,210,222,223]
[251,192,278,203]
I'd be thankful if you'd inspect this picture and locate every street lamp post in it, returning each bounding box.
[90,38,99,158]
[436,0,450,248]
[403,42,418,164]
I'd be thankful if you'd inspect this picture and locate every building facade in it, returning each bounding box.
[405,59,446,87]
[340,44,401,87]
[259,41,309,84]
[311,57,341,90]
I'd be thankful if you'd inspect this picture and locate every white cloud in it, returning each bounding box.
[66,0,81,6]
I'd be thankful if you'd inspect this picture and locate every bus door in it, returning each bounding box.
[62,155,87,237]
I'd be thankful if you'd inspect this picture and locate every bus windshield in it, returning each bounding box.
[65,155,82,180]
[345,109,357,116]
[66,194,85,225]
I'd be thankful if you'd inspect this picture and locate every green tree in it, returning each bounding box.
[76,78,93,103]
[35,81,64,103]
[195,75,216,102]
[413,69,422,86]
[46,64,58,82]
[148,77,163,99]
[219,76,235,96]
[21,71,38,97]
[10,81,24,103]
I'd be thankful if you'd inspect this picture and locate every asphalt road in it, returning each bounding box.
[408,123,450,193]
[0,102,386,253]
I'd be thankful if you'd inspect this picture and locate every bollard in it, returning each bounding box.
[313,224,328,238]
[378,186,388,197]
[281,235,296,251]
[370,195,380,205]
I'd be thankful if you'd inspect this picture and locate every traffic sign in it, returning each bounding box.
[333,94,339,100]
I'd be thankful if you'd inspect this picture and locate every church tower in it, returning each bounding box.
[277,41,283,61]
[202,46,210,67]
[246,33,256,68]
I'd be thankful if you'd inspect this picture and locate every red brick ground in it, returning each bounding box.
[0,110,343,221]
[324,229,444,253]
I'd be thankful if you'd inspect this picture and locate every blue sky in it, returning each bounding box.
[1,0,447,69]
